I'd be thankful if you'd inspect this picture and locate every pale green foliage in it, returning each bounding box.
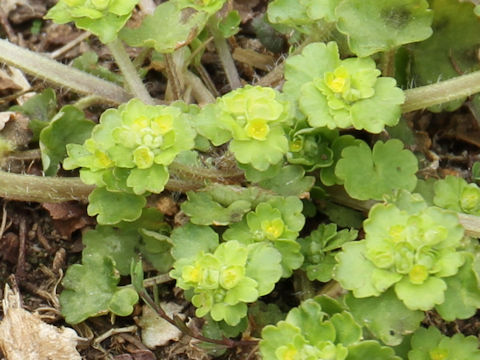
[60,253,139,324]
[63,98,195,224]
[260,296,400,360]
[173,0,227,14]
[335,139,418,200]
[408,327,480,360]
[284,42,405,133]
[223,197,305,277]
[433,175,480,215]
[45,0,139,43]
[170,225,282,325]
[196,85,292,170]
[334,195,466,311]
[299,223,357,282]
[336,0,433,56]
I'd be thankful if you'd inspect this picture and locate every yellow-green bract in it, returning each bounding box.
[195,85,292,171]
[63,98,195,224]
[170,224,283,326]
[284,42,405,133]
[334,195,466,311]
[260,296,400,360]
[45,0,139,43]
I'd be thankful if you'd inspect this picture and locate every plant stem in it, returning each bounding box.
[0,38,131,105]
[164,53,185,101]
[402,70,480,112]
[184,70,216,105]
[208,18,242,90]
[325,186,480,238]
[107,38,155,105]
[0,170,94,203]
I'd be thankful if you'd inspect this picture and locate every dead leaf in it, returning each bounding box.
[0,284,82,360]
[137,303,185,349]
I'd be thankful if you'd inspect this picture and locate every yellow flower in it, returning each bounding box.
[245,119,270,140]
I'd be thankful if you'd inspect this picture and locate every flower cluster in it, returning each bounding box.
[335,198,466,311]
[64,98,195,214]
[260,296,399,360]
[171,240,282,325]
[284,42,404,133]
[434,175,480,215]
[45,0,139,43]
[196,85,292,171]
[223,197,305,277]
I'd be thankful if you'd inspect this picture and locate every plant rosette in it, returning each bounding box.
[63,99,195,224]
[45,0,139,43]
[170,239,282,326]
[173,0,227,14]
[65,98,195,194]
[260,296,400,360]
[433,175,480,215]
[195,85,292,171]
[223,196,305,277]
[334,197,466,311]
[283,42,404,133]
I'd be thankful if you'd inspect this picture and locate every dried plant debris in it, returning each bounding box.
[0,284,82,360]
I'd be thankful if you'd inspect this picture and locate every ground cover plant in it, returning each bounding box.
[2,0,480,358]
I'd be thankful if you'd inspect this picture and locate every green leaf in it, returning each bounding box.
[218,10,241,38]
[109,287,139,316]
[82,225,139,275]
[435,254,480,321]
[60,254,138,324]
[333,241,381,297]
[300,224,358,282]
[336,0,433,56]
[120,1,209,53]
[345,289,424,346]
[257,165,315,196]
[88,187,146,225]
[181,191,252,226]
[245,243,283,296]
[260,322,303,360]
[318,201,364,229]
[126,164,169,195]
[347,340,400,360]
[39,105,95,176]
[10,88,57,141]
[335,139,418,201]
[409,327,480,360]
[394,276,446,311]
[248,302,286,337]
[138,229,173,273]
[46,0,138,43]
[170,223,219,261]
[72,50,123,84]
[433,176,480,215]
[409,0,480,112]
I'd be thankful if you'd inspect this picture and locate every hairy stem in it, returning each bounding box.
[184,71,216,105]
[325,186,480,238]
[107,38,154,105]
[0,38,131,105]
[402,70,480,112]
[164,53,185,101]
[208,18,241,90]
[0,170,94,203]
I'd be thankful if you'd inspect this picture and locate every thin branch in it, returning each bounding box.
[107,38,155,105]
[208,18,241,90]
[0,38,131,105]
[402,70,480,113]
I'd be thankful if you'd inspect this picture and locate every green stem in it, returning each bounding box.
[326,186,480,238]
[403,69,480,113]
[107,38,154,105]
[208,18,241,90]
[164,53,184,101]
[184,70,216,105]
[0,170,94,203]
[0,38,131,105]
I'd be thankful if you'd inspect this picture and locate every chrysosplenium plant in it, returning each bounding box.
[197,85,292,171]
[11,0,480,356]
[64,99,196,224]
